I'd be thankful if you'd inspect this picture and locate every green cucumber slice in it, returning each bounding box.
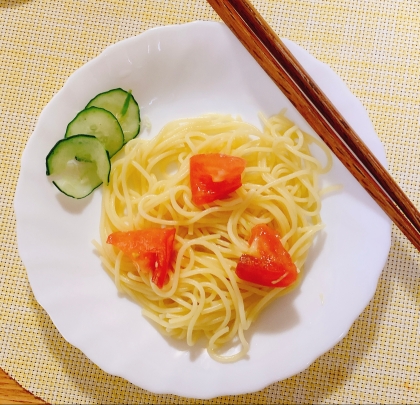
[46,135,111,199]
[65,107,124,157]
[86,88,140,143]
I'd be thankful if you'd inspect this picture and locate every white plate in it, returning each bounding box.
[15,21,391,399]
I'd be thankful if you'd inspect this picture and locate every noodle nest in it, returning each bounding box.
[95,111,332,362]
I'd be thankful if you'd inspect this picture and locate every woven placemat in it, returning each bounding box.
[1,0,419,403]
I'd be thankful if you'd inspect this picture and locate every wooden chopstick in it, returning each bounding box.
[207,0,420,251]
[221,0,420,233]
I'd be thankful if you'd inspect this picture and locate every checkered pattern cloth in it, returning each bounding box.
[1,0,419,403]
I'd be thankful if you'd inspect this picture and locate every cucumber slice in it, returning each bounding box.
[65,107,124,157]
[86,88,140,143]
[46,135,111,199]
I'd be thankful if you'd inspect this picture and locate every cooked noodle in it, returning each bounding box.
[94,111,332,362]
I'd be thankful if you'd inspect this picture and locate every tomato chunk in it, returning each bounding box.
[106,228,176,289]
[189,153,246,205]
[235,224,298,288]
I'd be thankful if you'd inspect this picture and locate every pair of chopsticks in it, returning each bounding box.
[207,0,420,252]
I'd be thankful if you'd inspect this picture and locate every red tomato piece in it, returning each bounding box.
[235,224,298,288]
[189,153,246,205]
[106,228,176,289]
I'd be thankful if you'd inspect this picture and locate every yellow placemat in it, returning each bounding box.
[1,0,419,403]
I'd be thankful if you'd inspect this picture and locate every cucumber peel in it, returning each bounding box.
[120,90,132,117]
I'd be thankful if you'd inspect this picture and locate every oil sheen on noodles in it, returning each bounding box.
[95,111,332,363]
